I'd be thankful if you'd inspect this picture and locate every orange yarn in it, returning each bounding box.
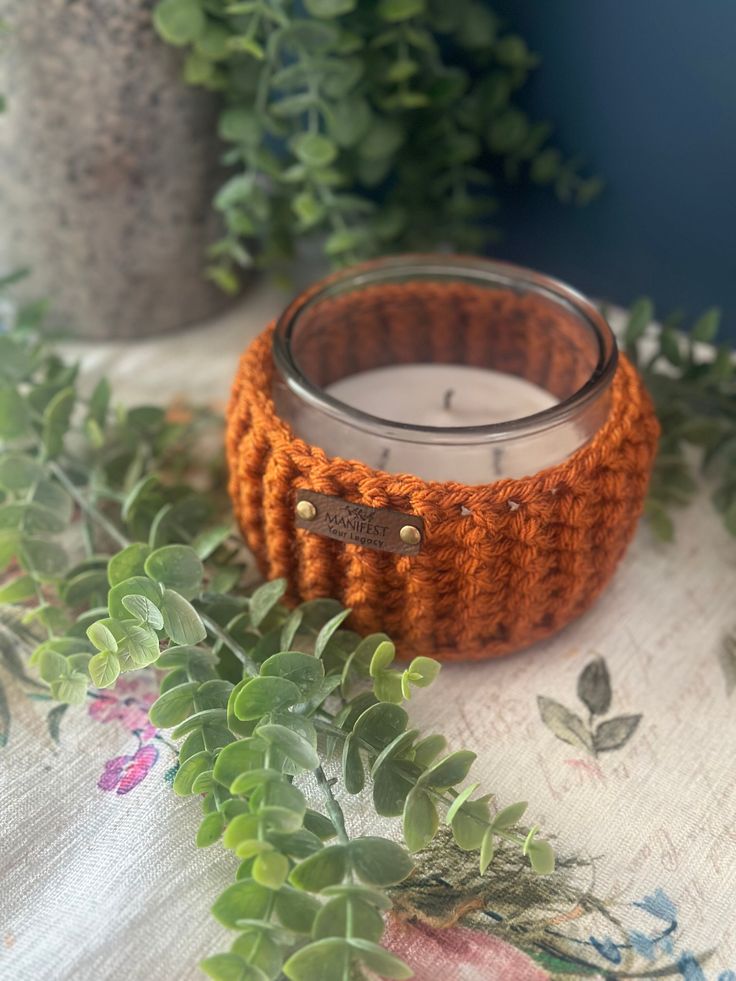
[226,282,659,661]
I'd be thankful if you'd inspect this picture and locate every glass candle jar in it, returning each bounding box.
[272,255,617,483]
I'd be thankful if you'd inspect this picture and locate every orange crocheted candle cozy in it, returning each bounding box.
[226,278,659,662]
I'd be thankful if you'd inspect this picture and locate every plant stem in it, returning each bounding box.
[314,764,349,845]
[49,461,258,674]
[48,461,129,549]
[200,613,259,676]
[312,716,528,848]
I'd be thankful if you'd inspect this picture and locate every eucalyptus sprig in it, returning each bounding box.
[150,0,601,289]
[622,299,736,541]
[0,292,551,979]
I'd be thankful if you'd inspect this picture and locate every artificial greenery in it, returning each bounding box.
[0,285,552,980]
[623,299,736,541]
[151,0,601,290]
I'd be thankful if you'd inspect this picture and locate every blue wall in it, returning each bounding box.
[490,1,736,337]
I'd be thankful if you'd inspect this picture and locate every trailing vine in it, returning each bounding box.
[150,0,602,290]
[0,283,552,979]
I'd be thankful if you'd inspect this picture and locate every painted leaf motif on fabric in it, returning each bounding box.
[537,696,593,755]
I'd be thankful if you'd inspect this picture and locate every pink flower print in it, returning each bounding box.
[380,917,551,981]
[98,744,159,795]
[88,676,157,740]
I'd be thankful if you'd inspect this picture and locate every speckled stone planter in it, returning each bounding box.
[0,0,233,339]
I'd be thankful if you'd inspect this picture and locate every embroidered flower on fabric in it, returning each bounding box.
[98,744,159,795]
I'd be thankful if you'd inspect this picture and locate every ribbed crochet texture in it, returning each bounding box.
[226,283,659,661]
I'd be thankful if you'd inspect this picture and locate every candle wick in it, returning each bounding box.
[443,388,455,411]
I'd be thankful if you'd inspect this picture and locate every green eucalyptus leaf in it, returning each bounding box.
[148,681,199,727]
[0,386,32,439]
[419,750,476,789]
[0,574,36,604]
[369,640,395,677]
[173,750,213,796]
[274,887,321,934]
[289,844,347,892]
[342,732,364,794]
[313,895,384,942]
[370,728,418,778]
[303,809,337,841]
[347,938,412,979]
[38,649,70,682]
[145,544,203,599]
[122,593,164,630]
[196,811,226,848]
[230,766,283,795]
[314,608,351,658]
[445,782,480,825]
[491,800,528,831]
[249,579,286,628]
[373,669,403,703]
[321,883,391,909]
[269,829,323,860]
[86,621,119,653]
[88,650,121,689]
[0,502,66,535]
[526,837,555,874]
[292,133,338,169]
[279,609,303,650]
[233,676,301,721]
[42,386,75,458]
[212,879,271,930]
[171,708,228,739]
[0,453,43,492]
[213,737,266,789]
[403,787,438,853]
[50,673,88,705]
[154,0,205,46]
[352,701,408,751]
[231,930,283,980]
[260,650,324,696]
[107,576,163,621]
[161,588,207,645]
[116,619,160,669]
[414,733,447,769]
[107,542,151,586]
[283,938,348,981]
[451,798,491,851]
[252,850,289,890]
[256,722,319,770]
[193,523,233,560]
[227,679,258,738]
[202,953,269,981]
[305,0,356,17]
[297,598,344,631]
[349,837,414,886]
[373,765,414,817]
[377,0,425,23]
[479,827,495,874]
[691,307,721,343]
[406,655,440,687]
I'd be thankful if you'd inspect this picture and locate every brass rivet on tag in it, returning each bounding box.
[399,525,421,546]
[296,500,317,521]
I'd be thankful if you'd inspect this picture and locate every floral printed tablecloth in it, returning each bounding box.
[2,285,735,981]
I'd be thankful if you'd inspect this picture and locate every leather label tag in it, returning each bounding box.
[294,489,424,556]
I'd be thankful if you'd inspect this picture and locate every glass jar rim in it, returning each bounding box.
[273,254,618,446]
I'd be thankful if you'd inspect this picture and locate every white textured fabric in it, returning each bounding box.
[2,290,735,980]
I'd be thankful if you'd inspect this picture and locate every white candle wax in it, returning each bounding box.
[276,363,585,484]
[327,364,557,428]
